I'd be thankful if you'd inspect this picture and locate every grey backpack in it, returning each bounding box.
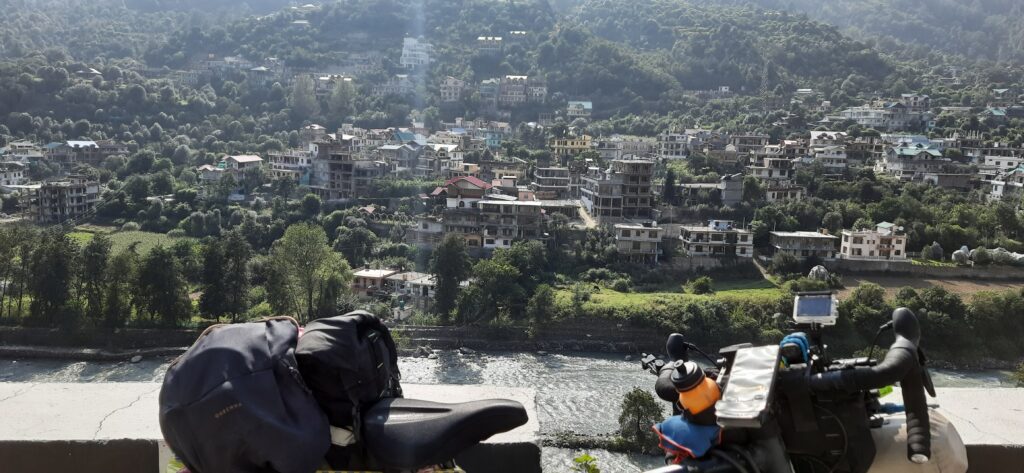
[159,317,330,473]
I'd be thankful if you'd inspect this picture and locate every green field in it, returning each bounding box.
[69,227,195,254]
[555,277,785,310]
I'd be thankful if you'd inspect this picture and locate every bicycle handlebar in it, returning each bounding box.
[808,307,931,463]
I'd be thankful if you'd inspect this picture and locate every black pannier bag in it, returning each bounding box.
[159,317,330,473]
[295,311,403,466]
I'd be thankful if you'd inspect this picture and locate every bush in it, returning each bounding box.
[972,247,991,265]
[610,278,632,292]
[685,276,714,294]
[166,228,186,238]
[770,251,802,276]
[121,221,141,232]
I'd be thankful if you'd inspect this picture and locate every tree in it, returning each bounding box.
[328,79,356,118]
[742,176,764,202]
[334,226,378,268]
[289,75,320,121]
[222,230,252,321]
[269,223,352,322]
[459,258,523,324]
[81,233,112,321]
[429,234,471,321]
[104,248,137,328]
[199,238,228,319]
[28,231,79,326]
[301,193,322,218]
[136,245,192,327]
[526,284,555,324]
[618,387,662,452]
[663,168,677,205]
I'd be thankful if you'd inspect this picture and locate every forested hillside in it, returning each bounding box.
[706,0,1024,63]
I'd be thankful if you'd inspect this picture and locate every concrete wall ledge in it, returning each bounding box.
[0,382,540,473]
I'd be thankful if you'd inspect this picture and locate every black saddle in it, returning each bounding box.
[362,398,528,469]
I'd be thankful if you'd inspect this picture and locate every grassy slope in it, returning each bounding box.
[555,277,785,311]
[69,226,194,254]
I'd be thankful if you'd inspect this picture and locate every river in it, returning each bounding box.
[0,351,1014,472]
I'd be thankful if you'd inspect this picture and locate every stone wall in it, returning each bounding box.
[826,259,1024,280]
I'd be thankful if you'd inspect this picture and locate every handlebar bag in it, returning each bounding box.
[159,318,330,473]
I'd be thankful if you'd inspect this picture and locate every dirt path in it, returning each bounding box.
[575,201,597,229]
[837,275,1024,299]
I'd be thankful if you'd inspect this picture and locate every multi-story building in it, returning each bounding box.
[615,223,664,265]
[579,158,654,224]
[765,184,805,202]
[989,166,1024,202]
[769,231,839,261]
[728,134,770,153]
[748,156,795,182]
[399,37,432,68]
[372,74,414,97]
[310,74,354,100]
[809,131,848,148]
[813,146,848,174]
[679,220,754,258]
[310,135,388,200]
[899,94,931,112]
[266,149,312,183]
[31,175,100,224]
[409,215,444,248]
[839,222,908,261]
[549,134,592,162]
[0,162,27,186]
[223,155,264,172]
[676,173,744,207]
[876,144,949,180]
[439,76,467,103]
[46,140,127,166]
[476,36,503,55]
[566,101,592,119]
[531,167,572,199]
[613,158,655,221]
[657,132,689,160]
[478,200,543,249]
[838,103,930,131]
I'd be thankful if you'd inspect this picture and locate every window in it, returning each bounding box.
[895,250,901,256]
[621,230,630,237]
[458,200,465,208]
[486,239,495,245]
[632,242,641,250]
[739,248,747,254]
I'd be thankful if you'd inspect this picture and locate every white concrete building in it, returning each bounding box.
[680,220,754,258]
[399,37,432,68]
[770,231,839,261]
[839,222,908,261]
[615,223,664,264]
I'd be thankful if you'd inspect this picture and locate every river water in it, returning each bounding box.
[0,351,1014,472]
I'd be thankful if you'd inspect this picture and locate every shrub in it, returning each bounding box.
[617,387,663,453]
[121,221,140,232]
[770,251,801,276]
[972,247,991,265]
[166,228,186,238]
[685,276,714,294]
[610,278,632,292]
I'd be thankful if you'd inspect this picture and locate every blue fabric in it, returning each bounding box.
[780,332,810,363]
[653,416,721,459]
